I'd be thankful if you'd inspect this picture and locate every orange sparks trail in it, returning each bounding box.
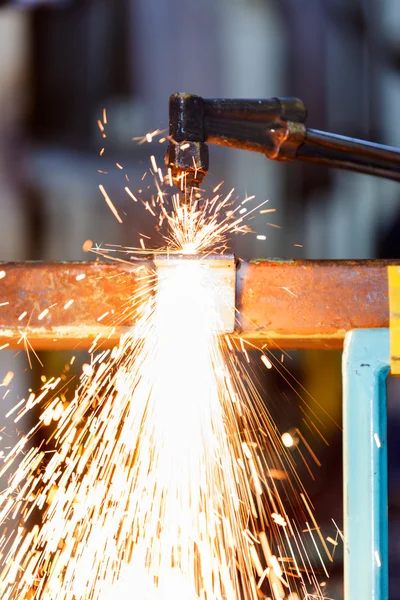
[99,184,123,224]
[0,167,333,600]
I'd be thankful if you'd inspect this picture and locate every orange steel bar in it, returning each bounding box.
[237,259,398,348]
[0,259,396,350]
[0,261,153,351]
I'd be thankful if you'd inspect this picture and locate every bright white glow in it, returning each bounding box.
[0,182,327,600]
[181,242,197,255]
[281,432,294,447]
[0,259,253,600]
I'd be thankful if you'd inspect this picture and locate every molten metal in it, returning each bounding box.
[154,254,236,333]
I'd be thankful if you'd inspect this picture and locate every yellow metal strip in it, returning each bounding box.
[388,266,400,374]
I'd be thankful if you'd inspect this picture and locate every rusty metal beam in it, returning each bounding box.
[0,259,396,350]
[0,261,150,351]
[237,259,397,349]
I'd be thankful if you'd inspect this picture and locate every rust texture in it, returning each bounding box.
[0,259,396,350]
[0,261,153,350]
[236,259,398,348]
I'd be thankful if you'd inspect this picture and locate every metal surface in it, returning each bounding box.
[0,259,397,350]
[236,259,398,349]
[0,261,153,350]
[166,93,400,182]
[154,254,236,333]
[343,329,389,600]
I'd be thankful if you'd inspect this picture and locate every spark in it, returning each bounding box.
[305,523,329,578]
[0,173,332,600]
[0,261,256,598]
[282,432,294,448]
[261,354,273,369]
[331,519,344,543]
[213,181,224,192]
[296,429,321,467]
[1,372,14,386]
[326,537,338,547]
[150,155,158,171]
[82,363,94,377]
[144,202,156,217]
[0,271,5,279]
[301,494,333,563]
[97,311,109,322]
[75,273,86,281]
[38,308,49,321]
[125,186,138,202]
[374,432,381,448]
[82,240,93,252]
[282,286,298,298]
[272,513,287,528]
[375,551,381,567]
[99,184,123,224]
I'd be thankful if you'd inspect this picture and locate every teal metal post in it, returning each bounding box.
[343,329,390,600]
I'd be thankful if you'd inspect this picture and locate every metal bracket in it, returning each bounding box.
[343,328,389,600]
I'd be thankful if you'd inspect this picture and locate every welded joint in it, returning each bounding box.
[154,254,236,333]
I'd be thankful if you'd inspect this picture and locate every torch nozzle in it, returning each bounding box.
[165,94,209,195]
[165,140,209,191]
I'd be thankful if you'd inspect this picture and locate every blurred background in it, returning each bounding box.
[1,0,400,597]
